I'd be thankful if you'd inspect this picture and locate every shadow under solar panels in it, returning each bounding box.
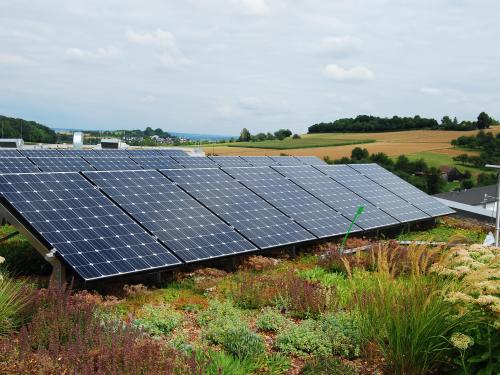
[30,157,95,172]
[0,172,180,280]
[84,157,141,171]
[172,156,218,168]
[161,168,316,248]
[208,156,252,167]
[272,165,399,230]
[348,163,455,217]
[84,170,257,262]
[222,166,361,238]
[316,165,430,223]
[0,157,39,173]
[131,156,184,169]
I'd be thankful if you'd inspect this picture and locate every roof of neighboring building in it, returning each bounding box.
[434,184,497,206]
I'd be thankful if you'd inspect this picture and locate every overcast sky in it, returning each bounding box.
[0,0,498,135]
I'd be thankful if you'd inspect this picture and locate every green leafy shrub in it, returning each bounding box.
[301,357,358,375]
[229,272,280,309]
[256,307,290,332]
[133,304,182,336]
[356,275,474,374]
[202,350,256,375]
[319,311,362,358]
[220,326,266,359]
[0,270,32,336]
[199,300,246,344]
[275,319,331,357]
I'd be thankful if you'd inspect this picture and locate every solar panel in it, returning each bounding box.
[316,165,430,222]
[172,156,218,168]
[161,168,316,248]
[222,167,359,238]
[269,156,304,166]
[157,149,189,157]
[126,150,161,157]
[84,157,141,171]
[294,156,327,165]
[59,150,98,157]
[0,172,181,280]
[0,150,22,157]
[0,158,39,173]
[20,150,62,157]
[272,166,399,230]
[84,170,257,262]
[30,157,95,172]
[208,156,252,167]
[131,157,184,170]
[94,150,129,157]
[241,156,278,166]
[348,163,455,216]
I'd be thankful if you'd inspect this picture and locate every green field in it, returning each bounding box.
[226,138,375,150]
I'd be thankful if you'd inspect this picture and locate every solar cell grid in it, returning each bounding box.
[84,157,141,171]
[348,164,455,216]
[0,157,39,173]
[0,172,180,280]
[59,150,98,157]
[157,149,189,157]
[161,168,315,248]
[293,156,327,165]
[316,165,430,222]
[131,157,184,170]
[30,157,95,172]
[222,167,359,237]
[241,156,277,166]
[172,156,218,168]
[84,169,257,262]
[126,150,161,157]
[20,150,62,157]
[0,150,22,157]
[269,156,304,166]
[208,156,252,167]
[94,150,129,156]
[272,166,399,229]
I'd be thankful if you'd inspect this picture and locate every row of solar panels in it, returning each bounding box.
[0,163,453,281]
[0,148,189,157]
[0,155,326,173]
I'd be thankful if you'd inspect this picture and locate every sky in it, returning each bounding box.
[0,0,499,136]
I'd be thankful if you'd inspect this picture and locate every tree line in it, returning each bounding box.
[0,115,57,143]
[308,112,496,133]
[238,128,299,142]
[328,147,496,194]
[452,130,500,168]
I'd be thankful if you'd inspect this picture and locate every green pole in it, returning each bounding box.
[339,206,364,255]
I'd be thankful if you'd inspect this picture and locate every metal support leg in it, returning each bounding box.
[288,245,297,258]
[44,250,66,288]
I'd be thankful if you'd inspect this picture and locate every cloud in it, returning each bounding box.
[240,0,270,15]
[126,28,175,47]
[317,36,363,57]
[323,64,374,81]
[64,47,120,63]
[419,87,442,96]
[0,52,31,66]
[216,96,290,119]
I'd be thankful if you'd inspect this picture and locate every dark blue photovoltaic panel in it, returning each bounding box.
[208,156,252,167]
[126,150,161,157]
[293,156,327,165]
[241,156,278,166]
[348,163,455,217]
[0,158,39,173]
[269,156,304,166]
[30,157,95,172]
[84,157,141,171]
[316,165,430,222]
[172,156,218,168]
[222,167,359,238]
[20,150,62,157]
[84,170,257,262]
[0,172,180,280]
[161,168,315,248]
[59,150,98,157]
[131,157,184,170]
[94,150,129,156]
[0,150,22,157]
[272,166,399,229]
[157,149,189,157]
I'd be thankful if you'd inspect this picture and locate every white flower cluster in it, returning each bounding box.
[450,332,474,351]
